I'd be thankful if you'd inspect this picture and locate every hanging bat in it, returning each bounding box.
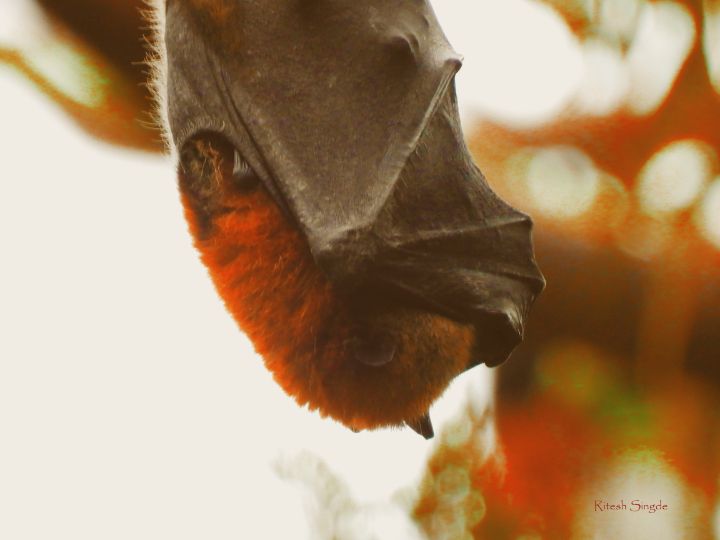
[149,0,544,438]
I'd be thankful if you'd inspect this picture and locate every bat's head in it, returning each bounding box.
[152,0,544,437]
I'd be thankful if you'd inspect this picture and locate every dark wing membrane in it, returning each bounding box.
[166,0,461,244]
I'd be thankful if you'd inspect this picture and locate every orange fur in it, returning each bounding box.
[179,136,475,431]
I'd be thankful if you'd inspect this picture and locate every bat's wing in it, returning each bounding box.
[165,0,545,366]
[369,86,545,365]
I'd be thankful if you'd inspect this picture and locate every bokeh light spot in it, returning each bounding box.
[536,340,614,409]
[695,178,720,248]
[429,505,468,540]
[599,0,644,43]
[0,0,107,108]
[25,42,107,108]
[573,448,689,539]
[432,0,583,126]
[704,3,720,94]
[445,414,473,449]
[472,416,498,463]
[0,0,46,48]
[435,465,471,505]
[616,215,672,260]
[575,38,629,116]
[526,146,600,219]
[594,172,631,230]
[626,1,695,115]
[465,491,487,528]
[637,140,715,215]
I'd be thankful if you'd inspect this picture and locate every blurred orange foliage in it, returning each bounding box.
[415,1,720,538]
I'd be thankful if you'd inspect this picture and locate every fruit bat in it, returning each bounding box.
[154,0,545,438]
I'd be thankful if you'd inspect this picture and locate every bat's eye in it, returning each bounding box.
[232,149,260,191]
[351,336,396,367]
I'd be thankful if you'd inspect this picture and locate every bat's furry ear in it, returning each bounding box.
[406,413,434,439]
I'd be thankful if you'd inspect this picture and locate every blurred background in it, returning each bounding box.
[1,0,719,538]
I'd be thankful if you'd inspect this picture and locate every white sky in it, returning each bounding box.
[432,0,583,125]
[0,1,583,539]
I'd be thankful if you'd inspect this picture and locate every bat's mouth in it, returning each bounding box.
[177,131,480,437]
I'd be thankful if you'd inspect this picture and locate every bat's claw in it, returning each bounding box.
[406,413,434,439]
